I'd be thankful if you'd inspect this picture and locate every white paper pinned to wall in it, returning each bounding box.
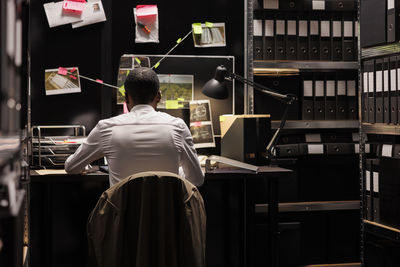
[44,1,83,28]
[71,1,107,28]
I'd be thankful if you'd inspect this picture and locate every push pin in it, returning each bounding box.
[137,22,151,34]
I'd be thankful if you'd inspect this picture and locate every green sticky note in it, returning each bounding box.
[135,57,141,64]
[205,21,213,28]
[119,86,125,97]
[176,38,182,44]
[154,62,160,69]
[166,100,179,109]
[192,23,203,34]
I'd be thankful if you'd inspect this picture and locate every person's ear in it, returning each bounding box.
[155,91,161,103]
[125,91,130,105]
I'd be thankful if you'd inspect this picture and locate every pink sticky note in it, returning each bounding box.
[58,67,68,75]
[70,67,77,73]
[136,5,157,24]
[123,102,129,114]
[69,75,77,80]
[136,5,157,17]
[194,122,202,127]
[96,79,103,83]
[63,0,86,13]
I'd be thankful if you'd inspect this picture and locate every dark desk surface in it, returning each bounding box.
[205,165,292,175]
[30,165,292,183]
[30,170,109,182]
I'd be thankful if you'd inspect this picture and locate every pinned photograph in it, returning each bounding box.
[190,100,211,122]
[119,56,133,69]
[133,56,150,68]
[157,75,193,109]
[119,55,151,69]
[192,22,226,48]
[189,100,215,148]
[45,67,81,95]
[190,122,215,148]
[93,3,100,12]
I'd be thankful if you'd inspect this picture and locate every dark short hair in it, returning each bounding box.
[124,67,159,104]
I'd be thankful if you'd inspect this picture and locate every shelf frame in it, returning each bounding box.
[362,123,400,135]
[256,200,360,213]
[363,220,400,242]
[362,43,400,60]
[272,120,359,130]
[254,61,358,73]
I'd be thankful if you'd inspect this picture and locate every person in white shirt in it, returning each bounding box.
[65,67,204,187]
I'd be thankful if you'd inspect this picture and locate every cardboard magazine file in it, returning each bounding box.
[219,115,271,166]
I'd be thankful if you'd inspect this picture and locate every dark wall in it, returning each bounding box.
[30,0,105,131]
[30,0,244,132]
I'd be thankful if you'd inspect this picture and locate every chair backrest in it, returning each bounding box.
[87,171,206,267]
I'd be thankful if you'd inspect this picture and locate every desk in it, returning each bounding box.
[29,170,109,267]
[29,166,292,267]
[204,166,292,267]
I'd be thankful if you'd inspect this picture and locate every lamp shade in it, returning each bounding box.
[202,65,229,99]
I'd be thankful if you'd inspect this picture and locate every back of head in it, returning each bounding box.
[124,67,160,104]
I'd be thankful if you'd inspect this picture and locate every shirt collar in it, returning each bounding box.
[130,104,155,113]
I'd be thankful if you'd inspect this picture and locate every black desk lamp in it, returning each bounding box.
[202,65,297,160]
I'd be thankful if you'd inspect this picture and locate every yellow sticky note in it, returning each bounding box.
[205,21,213,28]
[177,98,184,101]
[166,100,179,109]
[178,104,184,108]
[119,86,125,97]
[176,38,182,44]
[135,57,141,64]
[192,23,203,34]
[219,115,226,122]
[154,62,160,69]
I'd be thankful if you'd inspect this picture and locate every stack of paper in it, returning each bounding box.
[43,0,106,28]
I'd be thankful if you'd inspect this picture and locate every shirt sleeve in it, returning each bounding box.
[179,124,204,186]
[65,124,104,174]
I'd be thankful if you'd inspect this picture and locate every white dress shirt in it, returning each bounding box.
[65,105,204,186]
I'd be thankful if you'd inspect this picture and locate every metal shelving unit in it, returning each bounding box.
[256,200,360,213]
[272,120,359,130]
[359,3,400,266]
[362,123,400,135]
[360,13,400,254]
[254,60,359,73]
[0,137,20,171]
[363,220,400,243]
[362,43,400,60]
[0,0,29,266]
[246,1,361,265]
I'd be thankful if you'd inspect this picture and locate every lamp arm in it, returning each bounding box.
[227,71,295,162]
[229,73,296,104]
[265,103,290,160]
